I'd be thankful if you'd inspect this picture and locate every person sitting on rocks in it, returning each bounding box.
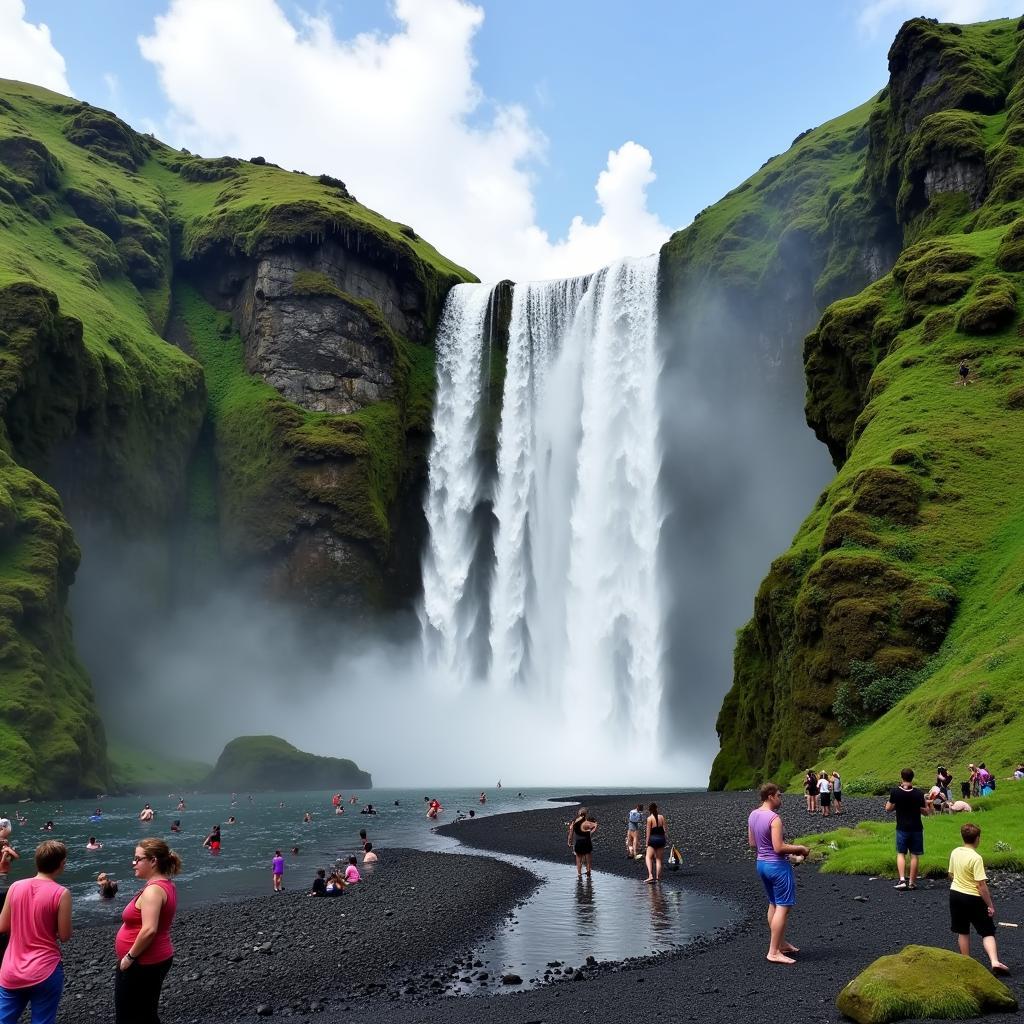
[325,870,346,895]
[308,869,327,897]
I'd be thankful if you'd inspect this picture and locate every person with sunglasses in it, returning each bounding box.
[114,839,181,1023]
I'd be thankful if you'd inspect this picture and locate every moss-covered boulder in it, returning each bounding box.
[836,945,1017,1023]
[205,735,371,792]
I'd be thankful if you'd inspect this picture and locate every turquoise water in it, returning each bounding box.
[2,787,660,923]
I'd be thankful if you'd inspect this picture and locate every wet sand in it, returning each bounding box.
[56,791,1024,1022]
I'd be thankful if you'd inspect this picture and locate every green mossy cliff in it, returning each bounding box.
[205,735,371,792]
[0,79,470,797]
[709,17,1024,789]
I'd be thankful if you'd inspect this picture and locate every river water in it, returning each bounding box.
[3,787,737,989]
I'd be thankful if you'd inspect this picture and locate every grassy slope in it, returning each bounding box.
[0,79,470,796]
[709,18,1024,790]
[107,739,211,792]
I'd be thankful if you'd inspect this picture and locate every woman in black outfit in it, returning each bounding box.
[644,803,668,884]
[566,808,599,878]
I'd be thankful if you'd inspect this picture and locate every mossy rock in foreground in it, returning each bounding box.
[836,945,1017,1023]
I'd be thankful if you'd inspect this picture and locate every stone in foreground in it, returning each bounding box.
[837,944,1017,1023]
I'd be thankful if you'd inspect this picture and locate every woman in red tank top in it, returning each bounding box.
[114,837,181,1024]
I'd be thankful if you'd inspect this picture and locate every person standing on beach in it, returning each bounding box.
[626,804,644,859]
[747,784,809,965]
[831,772,843,815]
[948,823,1009,974]
[804,770,817,813]
[644,803,668,884]
[567,808,598,879]
[115,838,180,1024]
[0,840,71,1024]
[272,850,285,892]
[817,771,832,817]
[885,767,930,890]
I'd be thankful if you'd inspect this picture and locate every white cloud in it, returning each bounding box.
[0,0,72,96]
[102,71,119,102]
[858,0,1021,35]
[138,0,670,282]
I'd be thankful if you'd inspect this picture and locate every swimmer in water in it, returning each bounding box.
[479,792,487,804]
[170,820,181,833]
[139,803,154,822]
[203,824,222,853]
[303,812,312,823]
[96,872,118,899]
[86,837,102,850]
[176,799,186,811]
[226,816,236,825]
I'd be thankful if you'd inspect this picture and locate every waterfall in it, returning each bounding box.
[421,255,664,746]
[420,283,496,676]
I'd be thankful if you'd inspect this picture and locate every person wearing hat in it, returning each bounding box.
[968,764,980,798]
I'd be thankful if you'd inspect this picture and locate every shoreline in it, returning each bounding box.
[52,791,1024,1023]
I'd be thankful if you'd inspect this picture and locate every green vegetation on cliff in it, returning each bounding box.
[0,78,471,796]
[108,739,211,793]
[711,17,1024,790]
[205,735,371,792]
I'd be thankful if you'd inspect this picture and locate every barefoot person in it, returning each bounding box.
[747,783,810,965]
[0,840,72,1024]
[626,803,644,859]
[644,803,668,883]
[567,808,599,879]
[271,850,285,892]
[949,822,1009,974]
[115,839,181,1024]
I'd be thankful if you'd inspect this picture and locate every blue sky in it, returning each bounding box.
[4,0,1022,279]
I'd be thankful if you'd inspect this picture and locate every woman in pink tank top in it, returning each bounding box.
[0,840,72,1024]
[114,838,181,1024]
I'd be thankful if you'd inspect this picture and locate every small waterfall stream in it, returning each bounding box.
[421,255,665,751]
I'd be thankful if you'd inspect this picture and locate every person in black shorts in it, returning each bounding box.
[948,822,1009,974]
[885,767,930,890]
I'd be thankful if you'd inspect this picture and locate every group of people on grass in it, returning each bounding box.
[802,769,843,816]
[749,767,1010,975]
[0,831,179,1024]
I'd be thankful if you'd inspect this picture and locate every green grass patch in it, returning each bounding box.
[797,786,1024,877]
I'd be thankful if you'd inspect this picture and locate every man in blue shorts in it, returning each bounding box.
[885,767,930,890]
[747,783,810,964]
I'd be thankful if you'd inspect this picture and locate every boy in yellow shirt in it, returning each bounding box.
[948,822,1010,975]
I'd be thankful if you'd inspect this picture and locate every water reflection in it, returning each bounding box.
[456,851,738,993]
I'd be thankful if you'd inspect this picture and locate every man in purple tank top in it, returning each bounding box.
[747,783,810,965]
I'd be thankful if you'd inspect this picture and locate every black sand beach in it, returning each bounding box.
[55,792,1024,1022]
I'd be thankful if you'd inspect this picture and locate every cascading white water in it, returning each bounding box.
[421,255,664,749]
[420,283,496,677]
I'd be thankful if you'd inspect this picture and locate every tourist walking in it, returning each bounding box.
[948,823,1009,974]
[567,808,598,878]
[115,838,180,1024]
[747,785,809,965]
[817,771,832,817]
[885,768,930,890]
[0,840,72,1024]
[644,803,668,884]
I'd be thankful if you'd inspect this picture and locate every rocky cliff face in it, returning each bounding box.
[0,80,470,796]
[710,16,1024,789]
